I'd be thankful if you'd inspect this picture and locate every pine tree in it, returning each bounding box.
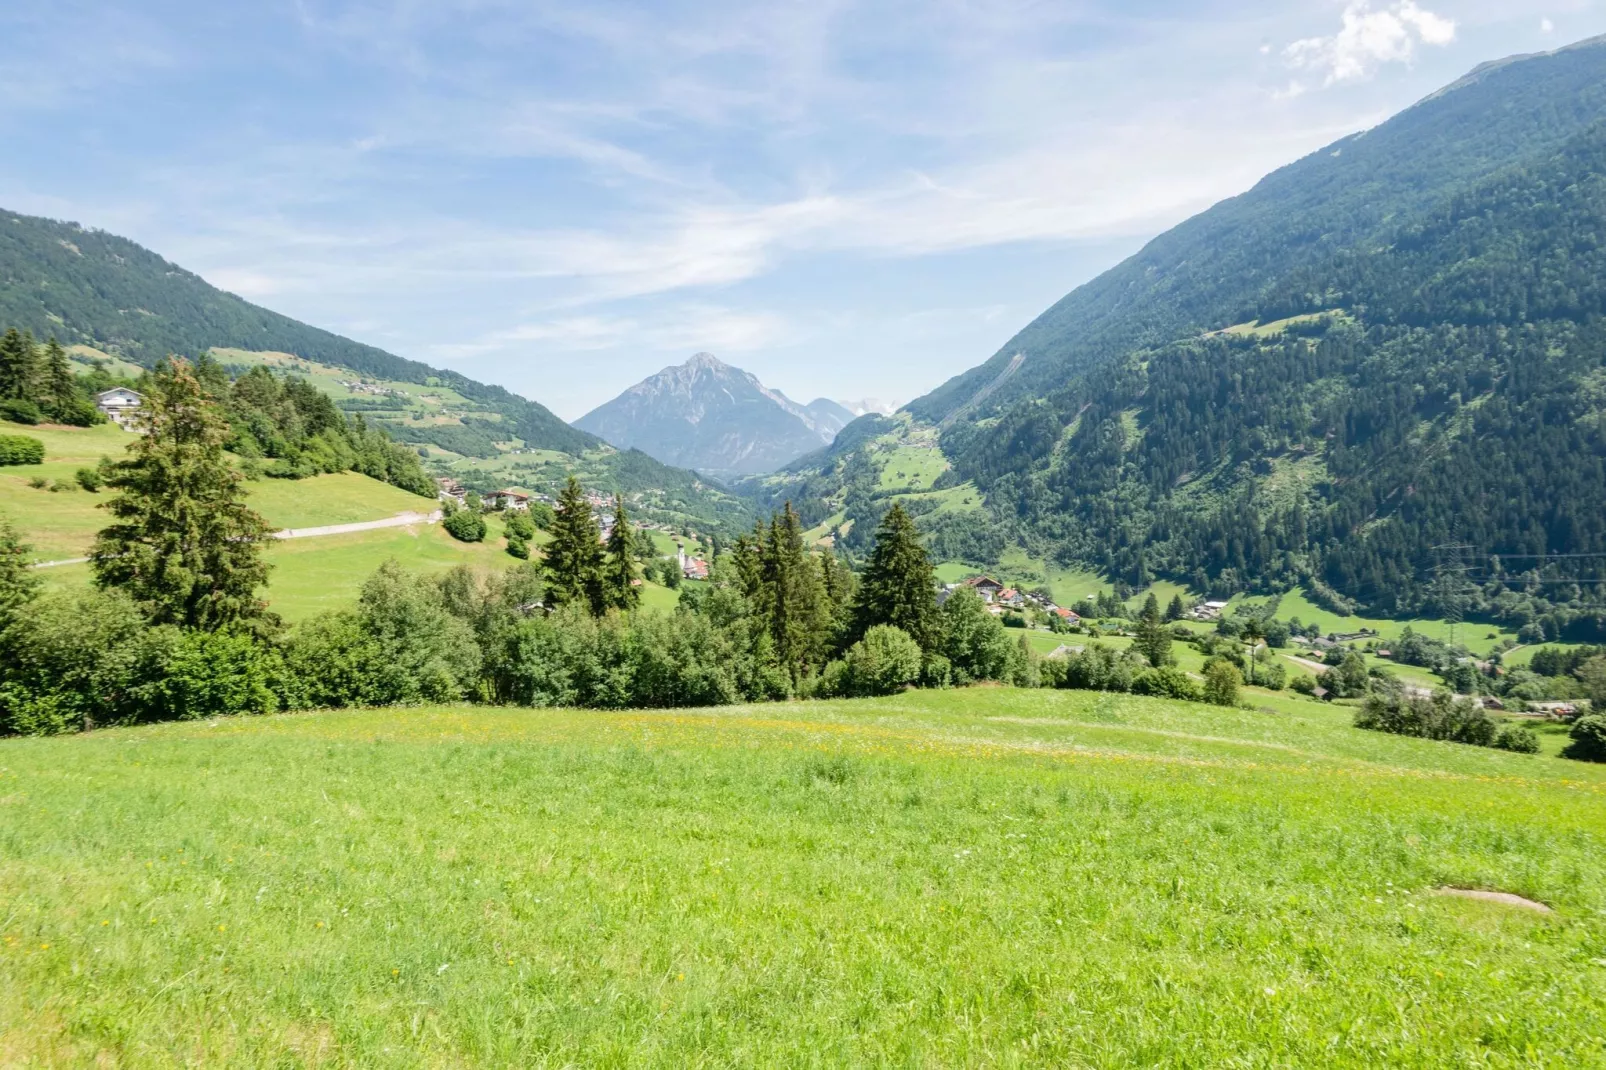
[849,502,940,651]
[0,329,38,400]
[543,476,603,614]
[759,502,831,679]
[1134,593,1173,668]
[601,494,639,611]
[91,357,274,631]
[0,516,40,629]
[1165,593,1186,621]
[41,338,76,415]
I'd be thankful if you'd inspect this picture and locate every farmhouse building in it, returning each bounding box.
[95,387,143,429]
[435,478,467,504]
[490,489,530,511]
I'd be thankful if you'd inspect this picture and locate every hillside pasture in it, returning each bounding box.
[1,688,1602,1065]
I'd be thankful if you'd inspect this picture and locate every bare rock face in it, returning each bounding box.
[574,353,851,479]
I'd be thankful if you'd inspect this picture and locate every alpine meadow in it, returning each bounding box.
[3,7,1606,1068]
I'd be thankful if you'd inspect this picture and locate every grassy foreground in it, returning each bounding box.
[2,689,1605,1066]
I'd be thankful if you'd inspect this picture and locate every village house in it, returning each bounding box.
[489,489,530,511]
[963,576,1005,603]
[1051,606,1081,624]
[1188,599,1230,622]
[95,387,143,429]
[435,478,467,505]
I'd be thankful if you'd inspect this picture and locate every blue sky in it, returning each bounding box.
[1,1,1599,418]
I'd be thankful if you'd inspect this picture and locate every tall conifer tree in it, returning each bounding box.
[0,328,37,400]
[849,502,940,651]
[543,475,603,614]
[759,502,831,680]
[91,357,274,631]
[601,494,640,611]
[42,338,76,414]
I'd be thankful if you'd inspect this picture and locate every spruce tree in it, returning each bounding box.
[1134,593,1173,667]
[849,502,940,651]
[91,357,274,631]
[543,476,603,614]
[601,494,640,611]
[759,502,831,679]
[0,516,40,629]
[42,338,76,415]
[1165,593,1185,621]
[0,329,37,400]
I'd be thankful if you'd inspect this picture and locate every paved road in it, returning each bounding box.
[31,510,442,569]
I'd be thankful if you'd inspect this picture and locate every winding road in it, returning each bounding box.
[30,509,443,569]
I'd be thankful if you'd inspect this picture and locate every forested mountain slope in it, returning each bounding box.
[909,33,1606,426]
[0,209,596,456]
[770,36,1606,638]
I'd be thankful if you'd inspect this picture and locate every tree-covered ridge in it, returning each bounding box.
[0,210,597,455]
[213,360,436,496]
[946,115,1606,637]
[909,34,1606,426]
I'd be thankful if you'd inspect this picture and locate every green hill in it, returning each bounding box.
[871,37,1606,639]
[0,210,755,534]
[0,211,595,456]
[1,688,1601,1063]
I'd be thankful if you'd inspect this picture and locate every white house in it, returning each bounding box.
[490,489,530,511]
[95,388,143,429]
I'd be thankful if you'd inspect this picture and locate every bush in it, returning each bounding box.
[825,625,923,698]
[0,399,42,425]
[1132,665,1204,702]
[442,509,487,543]
[1561,715,1606,763]
[1493,724,1541,754]
[1354,690,1499,747]
[505,512,537,541]
[1290,673,1317,695]
[0,434,45,466]
[1203,658,1243,707]
[0,588,177,734]
[151,629,278,720]
[506,535,529,559]
[75,466,104,492]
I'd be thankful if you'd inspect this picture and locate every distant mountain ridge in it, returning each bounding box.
[0,209,598,456]
[575,353,854,478]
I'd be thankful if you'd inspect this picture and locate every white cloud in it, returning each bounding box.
[1284,2,1456,86]
[1540,18,1555,34]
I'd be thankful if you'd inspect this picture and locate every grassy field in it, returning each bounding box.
[2,688,1603,1065]
[0,419,434,562]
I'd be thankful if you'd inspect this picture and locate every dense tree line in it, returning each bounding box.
[0,327,104,425]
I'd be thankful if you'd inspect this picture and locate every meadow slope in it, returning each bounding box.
[2,689,1604,1066]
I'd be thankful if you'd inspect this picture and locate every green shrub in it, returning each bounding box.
[506,535,529,559]
[1132,665,1204,702]
[1493,723,1541,754]
[0,434,45,466]
[75,466,104,492]
[826,625,923,698]
[1355,690,1499,747]
[0,399,42,425]
[1561,715,1606,763]
[151,629,278,720]
[1203,658,1243,707]
[442,509,487,543]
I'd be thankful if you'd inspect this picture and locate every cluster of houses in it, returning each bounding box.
[938,575,1081,624]
[337,379,411,399]
[435,480,560,514]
